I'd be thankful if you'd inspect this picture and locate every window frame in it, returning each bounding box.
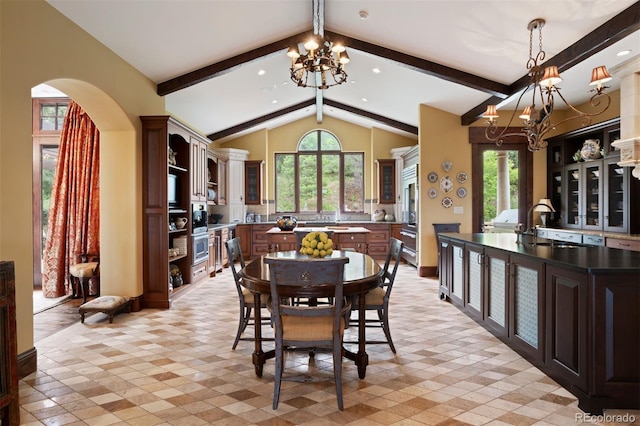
[274,130,364,214]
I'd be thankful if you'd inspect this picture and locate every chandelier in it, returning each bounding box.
[287,0,350,89]
[484,18,612,151]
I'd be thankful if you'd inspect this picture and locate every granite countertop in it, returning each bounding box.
[266,226,371,234]
[441,232,640,273]
[207,222,237,230]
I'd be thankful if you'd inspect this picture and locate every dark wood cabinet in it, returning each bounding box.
[377,159,395,204]
[235,224,252,260]
[545,265,588,392]
[547,118,638,234]
[363,223,390,259]
[0,261,19,426]
[438,233,640,414]
[141,116,209,308]
[244,160,263,205]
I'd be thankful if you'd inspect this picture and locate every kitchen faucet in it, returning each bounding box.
[522,202,554,245]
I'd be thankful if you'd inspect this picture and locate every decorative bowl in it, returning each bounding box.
[210,213,224,224]
[276,215,298,231]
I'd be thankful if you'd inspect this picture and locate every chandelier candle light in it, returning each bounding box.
[484,18,613,151]
[287,0,350,89]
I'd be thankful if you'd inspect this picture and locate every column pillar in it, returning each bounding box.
[496,151,510,214]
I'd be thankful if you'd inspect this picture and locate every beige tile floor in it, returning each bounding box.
[23,263,639,425]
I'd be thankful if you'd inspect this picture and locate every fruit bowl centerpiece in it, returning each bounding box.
[276,215,298,231]
[300,231,334,258]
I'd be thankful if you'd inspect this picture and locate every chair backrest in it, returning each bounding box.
[380,238,404,296]
[225,237,245,287]
[264,256,349,343]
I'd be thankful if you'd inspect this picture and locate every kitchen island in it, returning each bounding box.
[438,232,640,414]
[266,226,371,254]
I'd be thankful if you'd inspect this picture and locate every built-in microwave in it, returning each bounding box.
[192,232,209,265]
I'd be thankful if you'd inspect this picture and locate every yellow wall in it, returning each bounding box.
[223,115,417,212]
[1,0,165,356]
[418,105,471,268]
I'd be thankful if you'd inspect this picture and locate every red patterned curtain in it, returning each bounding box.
[42,101,100,298]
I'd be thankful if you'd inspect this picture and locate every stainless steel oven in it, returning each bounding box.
[192,232,209,265]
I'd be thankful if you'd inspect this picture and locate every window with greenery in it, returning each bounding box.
[275,130,364,213]
[40,102,68,131]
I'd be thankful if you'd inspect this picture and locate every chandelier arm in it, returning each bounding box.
[484,84,534,144]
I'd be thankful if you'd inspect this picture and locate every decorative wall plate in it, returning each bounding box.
[457,187,467,198]
[442,197,453,208]
[456,172,468,184]
[428,187,438,199]
[440,175,453,193]
[428,172,438,183]
[442,161,453,172]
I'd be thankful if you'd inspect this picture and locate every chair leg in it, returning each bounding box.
[378,307,396,353]
[272,341,284,410]
[232,303,250,350]
[81,278,88,304]
[333,343,344,411]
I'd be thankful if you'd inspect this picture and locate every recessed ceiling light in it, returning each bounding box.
[359,10,369,19]
[272,100,278,104]
[258,69,266,76]
[617,49,631,56]
[372,68,381,74]
[361,98,368,102]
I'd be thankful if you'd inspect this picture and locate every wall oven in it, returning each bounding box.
[192,203,208,235]
[192,232,209,265]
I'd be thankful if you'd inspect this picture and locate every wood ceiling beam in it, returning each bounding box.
[323,99,418,135]
[208,99,316,141]
[461,1,640,126]
[324,31,510,99]
[157,31,312,96]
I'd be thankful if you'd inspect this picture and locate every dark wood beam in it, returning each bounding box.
[461,1,640,126]
[325,31,510,99]
[324,99,418,135]
[158,30,312,96]
[208,99,316,141]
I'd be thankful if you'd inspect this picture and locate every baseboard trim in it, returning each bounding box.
[419,265,437,278]
[18,347,37,379]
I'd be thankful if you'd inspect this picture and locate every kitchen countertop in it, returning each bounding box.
[266,226,371,234]
[441,232,640,273]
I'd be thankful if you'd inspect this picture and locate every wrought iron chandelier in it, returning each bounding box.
[484,18,613,151]
[287,0,350,89]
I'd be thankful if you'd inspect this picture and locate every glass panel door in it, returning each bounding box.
[583,162,602,230]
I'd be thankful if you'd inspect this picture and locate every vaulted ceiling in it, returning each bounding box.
[46,0,639,142]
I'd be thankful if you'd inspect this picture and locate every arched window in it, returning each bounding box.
[275,130,364,213]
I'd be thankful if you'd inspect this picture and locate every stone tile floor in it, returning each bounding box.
[24,263,639,425]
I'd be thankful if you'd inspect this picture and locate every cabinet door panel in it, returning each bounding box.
[545,266,588,390]
[465,246,483,319]
[450,243,464,306]
[509,255,544,365]
[485,250,507,337]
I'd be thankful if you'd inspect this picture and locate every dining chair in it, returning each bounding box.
[226,237,270,350]
[69,253,100,304]
[264,255,350,411]
[349,237,403,353]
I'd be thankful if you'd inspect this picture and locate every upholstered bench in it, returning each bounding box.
[79,295,131,323]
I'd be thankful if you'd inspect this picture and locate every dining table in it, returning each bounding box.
[238,250,381,379]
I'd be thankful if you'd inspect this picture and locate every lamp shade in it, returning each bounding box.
[483,105,499,119]
[589,66,613,86]
[540,66,562,87]
[534,198,555,212]
[519,106,532,121]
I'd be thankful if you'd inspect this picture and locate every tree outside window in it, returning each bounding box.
[275,130,364,213]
